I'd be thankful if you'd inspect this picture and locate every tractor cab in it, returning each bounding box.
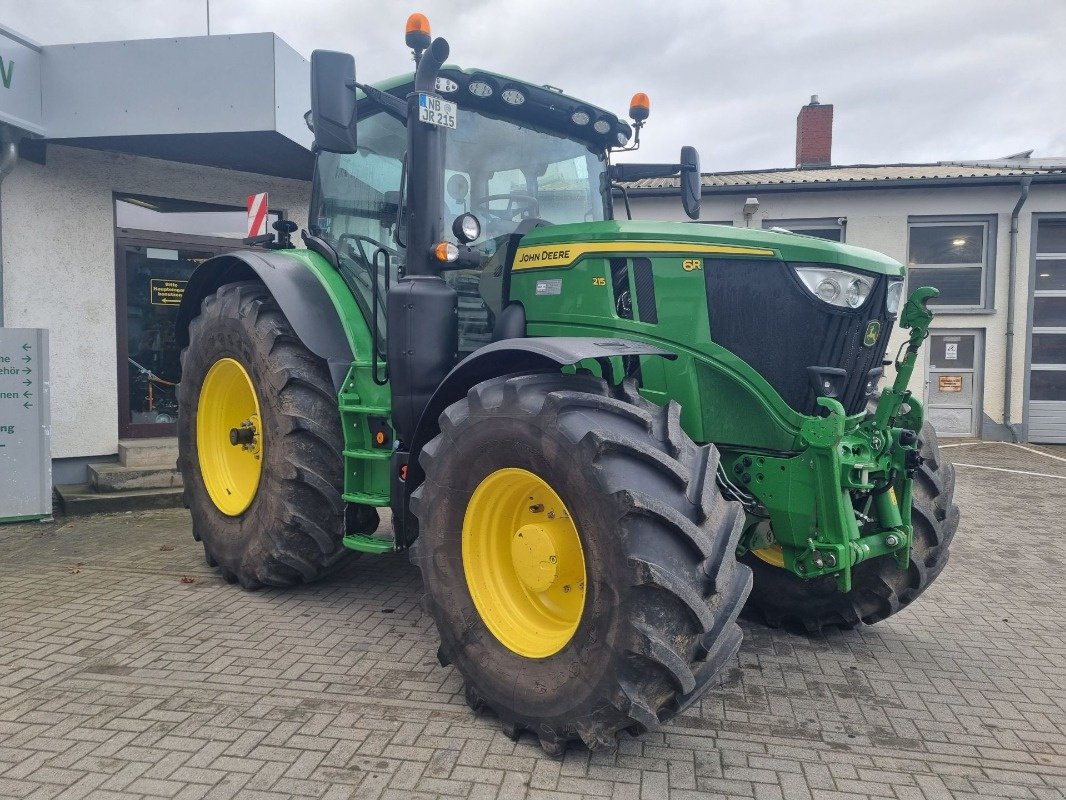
[307,68,651,357]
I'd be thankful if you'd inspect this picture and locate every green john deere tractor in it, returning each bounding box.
[175,14,959,754]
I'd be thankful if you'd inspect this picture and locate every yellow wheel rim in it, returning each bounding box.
[751,542,785,568]
[462,468,586,658]
[196,357,264,516]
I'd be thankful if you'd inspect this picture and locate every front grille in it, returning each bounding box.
[704,259,893,416]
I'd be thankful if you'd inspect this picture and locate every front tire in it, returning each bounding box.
[411,373,751,753]
[741,421,959,632]
[177,281,375,589]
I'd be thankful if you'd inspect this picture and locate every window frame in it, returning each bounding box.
[761,217,846,242]
[906,215,997,313]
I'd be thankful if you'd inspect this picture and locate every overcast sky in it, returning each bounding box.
[3,1,1063,170]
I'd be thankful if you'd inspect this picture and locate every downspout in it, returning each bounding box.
[1003,176,1032,442]
[0,134,19,328]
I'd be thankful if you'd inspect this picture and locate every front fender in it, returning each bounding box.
[175,249,355,391]
[397,336,676,545]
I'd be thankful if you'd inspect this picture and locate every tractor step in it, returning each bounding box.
[341,490,390,506]
[342,532,395,554]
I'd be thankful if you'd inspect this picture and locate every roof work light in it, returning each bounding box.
[629,92,650,123]
[406,13,432,53]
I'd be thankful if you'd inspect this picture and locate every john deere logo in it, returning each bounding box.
[863,320,882,347]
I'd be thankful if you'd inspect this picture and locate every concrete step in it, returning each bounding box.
[55,484,185,515]
[88,463,183,493]
[118,437,179,468]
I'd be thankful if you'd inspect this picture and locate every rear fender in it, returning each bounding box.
[175,250,355,391]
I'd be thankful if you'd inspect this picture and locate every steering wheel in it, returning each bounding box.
[472,193,540,224]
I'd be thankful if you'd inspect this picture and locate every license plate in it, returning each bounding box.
[418,93,457,129]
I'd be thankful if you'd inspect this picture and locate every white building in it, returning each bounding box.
[627,98,1066,444]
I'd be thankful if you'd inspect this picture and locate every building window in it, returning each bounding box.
[907,217,994,310]
[762,218,844,242]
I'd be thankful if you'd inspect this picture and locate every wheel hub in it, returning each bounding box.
[510,523,559,593]
[228,417,261,453]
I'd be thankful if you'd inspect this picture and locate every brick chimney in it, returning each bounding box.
[796,95,833,167]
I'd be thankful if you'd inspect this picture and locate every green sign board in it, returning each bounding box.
[0,24,43,135]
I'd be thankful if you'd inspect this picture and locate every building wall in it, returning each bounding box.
[631,183,1065,440]
[1,144,311,460]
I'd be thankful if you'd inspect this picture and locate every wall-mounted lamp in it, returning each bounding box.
[742,196,760,227]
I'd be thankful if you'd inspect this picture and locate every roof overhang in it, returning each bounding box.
[2,28,314,179]
[625,172,1066,197]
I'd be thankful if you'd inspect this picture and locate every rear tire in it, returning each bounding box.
[741,421,959,632]
[177,281,376,589]
[411,373,751,754]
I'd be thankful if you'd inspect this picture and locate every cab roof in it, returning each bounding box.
[362,66,631,151]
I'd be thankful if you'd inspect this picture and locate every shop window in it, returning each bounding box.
[907,217,994,310]
[114,193,283,438]
[763,217,845,242]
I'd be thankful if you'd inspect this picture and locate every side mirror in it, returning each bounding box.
[680,145,701,220]
[310,50,358,154]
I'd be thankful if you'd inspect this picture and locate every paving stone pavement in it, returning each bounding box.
[1,441,1064,800]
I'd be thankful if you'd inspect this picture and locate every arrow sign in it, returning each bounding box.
[22,367,30,375]
[21,343,30,351]
[22,379,30,386]
[23,400,32,409]
[23,391,32,399]
[22,355,31,363]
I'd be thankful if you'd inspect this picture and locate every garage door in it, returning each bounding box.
[1029,220,1066,443]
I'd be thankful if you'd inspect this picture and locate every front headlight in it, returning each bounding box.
[885,279,903,315]
[794,266,874,309]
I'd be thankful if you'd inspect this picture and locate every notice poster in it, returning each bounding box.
[150,279,188,306]
[938,375,963,393]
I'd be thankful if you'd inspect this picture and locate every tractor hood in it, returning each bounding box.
[516,220,905,277]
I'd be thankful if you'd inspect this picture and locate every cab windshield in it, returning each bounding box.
[441,110,609,239]
[310,106,610,352]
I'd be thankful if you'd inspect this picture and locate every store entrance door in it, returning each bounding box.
[116,239,224,438]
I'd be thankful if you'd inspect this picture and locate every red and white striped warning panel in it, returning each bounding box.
[247,193,269,238]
